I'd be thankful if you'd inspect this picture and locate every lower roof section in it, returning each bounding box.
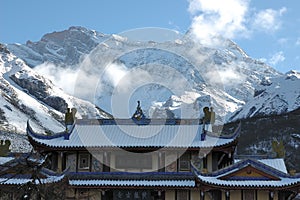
[197,175,300,188]
[193,159,300,190]
[69,179,195,188]
[68,171,196,188]
[0,174,65,186]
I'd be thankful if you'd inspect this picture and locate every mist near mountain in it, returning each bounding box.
[8,27,294,125]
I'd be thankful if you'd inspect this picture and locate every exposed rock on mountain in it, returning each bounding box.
[0,42,109,133]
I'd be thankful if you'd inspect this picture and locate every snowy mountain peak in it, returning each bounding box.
[3,27,299,125]
[8,26,110,67]
[285,70,300,80]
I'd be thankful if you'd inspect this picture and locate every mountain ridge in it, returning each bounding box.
[2,26,299,127]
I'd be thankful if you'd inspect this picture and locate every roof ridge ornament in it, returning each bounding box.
[201,106,216,141]
[0,139,11,156]
[65,107,77,139]
[132,101,146,121]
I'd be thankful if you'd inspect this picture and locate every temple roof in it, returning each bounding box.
[243,158,288,174]
[193,158,300,189]
[27,119,240,150]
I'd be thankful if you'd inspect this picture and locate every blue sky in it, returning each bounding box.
[1,0,300,72]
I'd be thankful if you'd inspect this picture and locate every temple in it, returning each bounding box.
[2,102,300,199]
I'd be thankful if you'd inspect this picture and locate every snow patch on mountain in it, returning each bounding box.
[230,70,300,121]
[7,26,110,67]
[6,26,298,123]
[0,43,109,133]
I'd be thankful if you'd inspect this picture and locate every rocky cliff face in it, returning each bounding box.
[0,43,110,133]
[230,70,300,121]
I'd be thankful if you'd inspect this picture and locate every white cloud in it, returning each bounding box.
[35,63,78,95]
[187,0,287,45]
[103,63,128,87]
[269,51,285,66]
[205,67,246,86]
[188,0,249,45]
[252,7,287,32]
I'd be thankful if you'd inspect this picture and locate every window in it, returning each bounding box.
[78,153,90,170]
[179,153,190,171]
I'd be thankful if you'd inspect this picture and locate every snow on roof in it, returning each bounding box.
[69,179,195,187]
[258,158,288,174]
[0,174,65,185]
[235,158,288,174]
[197,175,300,188]
[0,157,14,165]
[194,159,300,188]
[28,122,238,149]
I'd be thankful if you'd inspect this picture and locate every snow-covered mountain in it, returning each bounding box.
[230,70,300,121]
[4,26,299,124]
[0,43,109,133]
[7,26,110,67]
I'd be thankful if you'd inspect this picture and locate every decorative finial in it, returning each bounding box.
[132,101,145,121]
[202,106,216,136]
[65,108,74,126]
[0,140,11,156]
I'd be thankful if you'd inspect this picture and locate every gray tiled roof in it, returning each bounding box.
[28,123,238,149]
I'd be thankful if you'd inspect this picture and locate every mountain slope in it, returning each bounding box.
[0,43,109,133]
[224,108,300,171]
[230,70,300,121]
[70,31,282,121]
[7,26,109,67]
[5,27,298,123]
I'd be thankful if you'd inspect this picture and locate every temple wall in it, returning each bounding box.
[65,188,76,199]
[229,190,241,200]
[274,191,279,200]
[257,190,269,200]
[66,189,102,200]
[61,150,215,173]
[190,190,200,200]
[57,153,62,172]
[88,189,102,200]
[165,190,175,200]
